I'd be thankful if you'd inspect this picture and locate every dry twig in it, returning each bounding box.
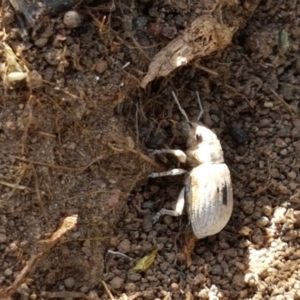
[0,215,78,299]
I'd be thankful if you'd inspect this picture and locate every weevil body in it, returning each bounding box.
[149,93,233,240]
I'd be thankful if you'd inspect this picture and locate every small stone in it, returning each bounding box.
[291,119,300,139]
[45,48,60,65]
[193,273,206,285]
[259,118,271,127]
[235,262,245,271]
[262,205,272,217]
[63,11,82,28]
[110,276,124,289]
[95,60,108,74]
[280,149,287,155]
[124,282,137,293]
[264,102,274,108]
[9,242,18,251]
[280,83,295,100]
[142,214,153,232]
[210,264,223,275]
[34,38,48,48]
[224,248,238,258]
[240,199,255,214]
[127,272,141,282]
[171,282,179,290]
[275,138,287,148]
[232,273,246,290]
[117,239,131,253]
[256,216,269,227]
[80,285,89,293]
[198,287,210,298]
[110,42,121,53]
[251,228,264,245]
[273,207,287,223]
[287,171,297,180]
[267,267,278,276]
[291,135,300,148]
[64,277,75,288]
[239,290,249,298]
[270,168,281,178]
[283,230,298,241]
[238,226,252,236]
[109,236,119,248]
[163,215,173,225]
[0,233,7,243]
[4,268,13,276]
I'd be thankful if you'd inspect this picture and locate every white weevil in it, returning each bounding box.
[149,91,233,239]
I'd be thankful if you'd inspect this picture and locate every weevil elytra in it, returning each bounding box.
[149,91,233,239]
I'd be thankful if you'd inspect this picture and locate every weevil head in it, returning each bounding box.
[185,122,218,147]
[184,122,225,164]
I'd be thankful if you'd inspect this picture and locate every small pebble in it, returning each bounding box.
[171,282,179,290]
[80,285,89,293]
[264,102,274,108]
[117,239,131,253]
[256,216,269,227]
[30,294,37,300]
[251,228,264,245]
[95,60,108,74]
[4,268,13,276]
[240,199,255,214]
[34,38,48,48]
[238,226,252,236]
[127,272,142,282]
[64,277,75,288]
[293,141,300,151]
[291,120,300,139]
[275,138,287,148]
[193,273,206,285]
[110,276,124,289]
[63,11,82,28]
[280,148,287,155]
[262,205,273,217]
[142,214,153,232]
[232,273,246,290]
[273,207,287,223]
[0,233,7,243]
[287,171,297,180]
[109,236,120,248]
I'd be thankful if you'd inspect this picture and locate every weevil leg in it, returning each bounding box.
[153,187,185,223]
[148,149,187,163]
[195,91,204,121]
[149,168,187,178]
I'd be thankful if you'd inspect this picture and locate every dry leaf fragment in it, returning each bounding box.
[133,249,158,272]
[182,233,197,268]
[141,15,235,88]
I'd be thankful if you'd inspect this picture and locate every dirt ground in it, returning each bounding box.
[0,0,300,299]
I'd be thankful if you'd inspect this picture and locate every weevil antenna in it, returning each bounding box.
[171,90,189,122]
[195,91,204,121]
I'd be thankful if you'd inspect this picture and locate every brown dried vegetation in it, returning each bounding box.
[0,0,300,299]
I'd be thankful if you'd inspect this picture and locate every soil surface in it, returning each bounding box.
[0,0,300,299]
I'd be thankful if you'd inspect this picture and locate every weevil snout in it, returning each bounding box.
[185,122,219,148]
[175,122,219,146]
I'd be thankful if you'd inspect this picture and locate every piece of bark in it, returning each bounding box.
[141,15,235,88]
[141,0,262,88]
